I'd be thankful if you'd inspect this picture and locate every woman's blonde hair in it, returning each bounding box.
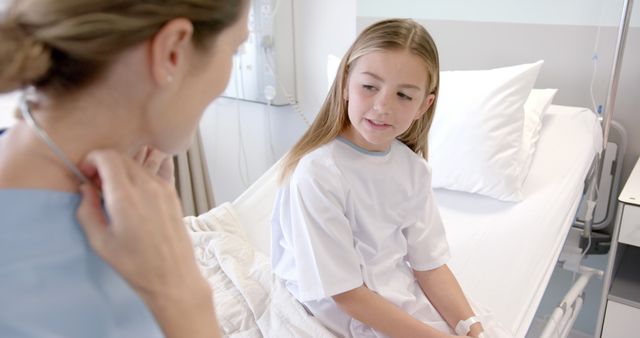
[0,0,247,95]
[280,18,440,181]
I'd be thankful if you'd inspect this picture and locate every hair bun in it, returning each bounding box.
[0,23,51,93]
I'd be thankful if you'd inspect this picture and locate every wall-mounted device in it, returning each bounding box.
[223,0,296,106]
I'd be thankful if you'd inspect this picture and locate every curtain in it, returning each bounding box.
[174,129,216,216]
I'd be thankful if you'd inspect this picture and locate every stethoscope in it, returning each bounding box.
[19,89,94,186]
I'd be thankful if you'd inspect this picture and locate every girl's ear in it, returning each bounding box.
[148,18,194,86]
[343,86,349,101]
[415,93,435,119]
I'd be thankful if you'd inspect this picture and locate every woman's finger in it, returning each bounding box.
[79,150,136,201]
[134,147,176,183]
[77,183,109,252]
[133,146,150,165]
[142,148,165,176]
[154,151,175,184]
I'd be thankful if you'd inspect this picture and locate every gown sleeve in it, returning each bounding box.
[271,156,364,301]
[403,161,451,271]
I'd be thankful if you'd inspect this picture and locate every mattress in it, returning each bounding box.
[438,105,602,337]
[232,104,602,338]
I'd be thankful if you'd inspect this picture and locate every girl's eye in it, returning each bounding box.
[398,92,413,101]
[362,85,377,91]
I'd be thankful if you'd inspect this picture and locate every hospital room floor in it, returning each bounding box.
[526,251,609,337]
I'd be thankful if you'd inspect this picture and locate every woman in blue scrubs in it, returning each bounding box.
[0,1,250,337]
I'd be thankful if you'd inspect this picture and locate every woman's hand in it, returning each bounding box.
[76,149,219,338]
[133,145,175,184]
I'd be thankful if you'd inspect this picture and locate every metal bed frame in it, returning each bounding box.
[539,1,634,336]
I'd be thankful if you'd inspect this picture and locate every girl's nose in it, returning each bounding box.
[373,92,391,114]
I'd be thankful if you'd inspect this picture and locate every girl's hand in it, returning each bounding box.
[133,146,175,184]
[75,149,217,337]
[468,322,485,338]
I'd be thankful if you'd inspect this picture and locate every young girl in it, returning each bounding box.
[272,19,493,338]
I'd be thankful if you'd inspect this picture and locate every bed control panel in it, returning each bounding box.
[619,205,640,247]
[599,156,640,337]
[619,156,640,206]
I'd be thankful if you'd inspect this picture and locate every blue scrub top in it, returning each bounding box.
[0,189,163,337]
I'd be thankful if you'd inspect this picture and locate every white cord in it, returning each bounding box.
[265,100,278,163]
[232,55,251,187]
[589,0,605,114]
[589,26,602,114]
[211,102,219,178]
[236,108,251,187]
[262,47,310,126]
[268,0,281,21]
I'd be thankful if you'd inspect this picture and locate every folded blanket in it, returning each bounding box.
[184,203,336,338]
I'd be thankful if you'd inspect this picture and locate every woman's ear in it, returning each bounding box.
[148,18,194,86]
[415,93,435,119]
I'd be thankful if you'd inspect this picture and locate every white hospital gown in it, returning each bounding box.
[271,137,454,337]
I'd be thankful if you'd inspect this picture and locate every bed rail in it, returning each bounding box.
[540,227,605,338]
[540,267,601,338]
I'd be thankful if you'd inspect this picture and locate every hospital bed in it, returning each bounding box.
[185,103,602,337]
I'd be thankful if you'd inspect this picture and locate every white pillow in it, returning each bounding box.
[519,88,558,185]
[428,61,543,201]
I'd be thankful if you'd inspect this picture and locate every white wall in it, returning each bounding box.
[359,0,639,27]
[291,0,357,123]
[199,0,357,204]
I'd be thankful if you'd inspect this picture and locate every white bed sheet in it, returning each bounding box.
[231,104,602,338]
[439,104,602,337]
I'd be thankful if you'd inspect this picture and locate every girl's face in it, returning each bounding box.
[341,49,435,152]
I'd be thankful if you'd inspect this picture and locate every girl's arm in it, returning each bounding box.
[414,265,484,338]
[333,285,465,338]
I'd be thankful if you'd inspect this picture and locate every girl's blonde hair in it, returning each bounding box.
[280,18,440,181]
[0,0,247,95]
